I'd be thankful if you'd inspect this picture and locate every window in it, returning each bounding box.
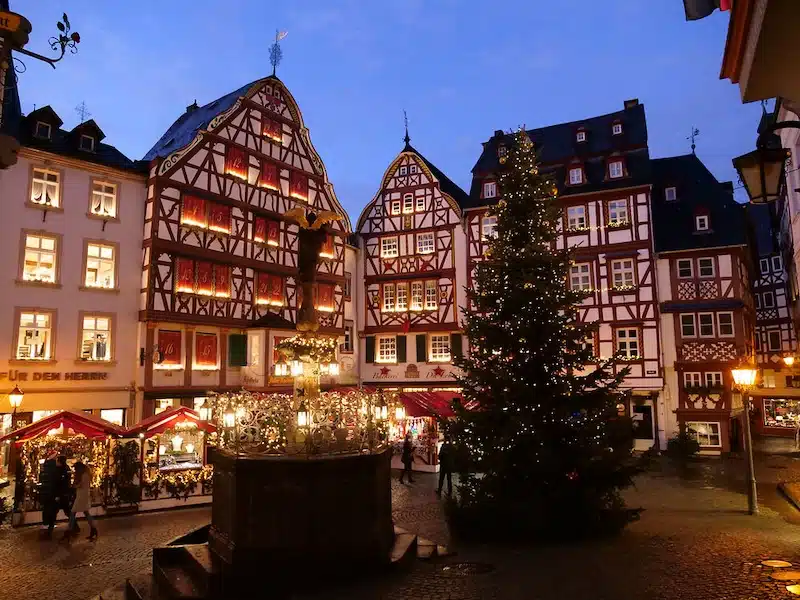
[382,283,395,312]
[684,372,702,387]
[399,166,407,176]
[30,168,60,207]
[16,311,53,360]
[417,232,435,255]
[377,336,397,363]
[416,194,425,211]
[411,282,424,311]
[22,233,57,283]
[763,291,775,308]
[425,280,438,310]
[680,314,696,337]
[32,410,57,422]
[481,216,497,240]
[569,167,583,185]
[611,259,635,288]
[85,242,116,289]
[576,131,586,142]
[697,257,714,278]
[87,183,116,223]
[380,236,398,258]
[498,145,508,160]
[35,122,51,139]
[570,263,592,291]
[567,206,586,230]
[429,334,451,362]
[768,330,782,351]
[608,160,624,179]
[772,255,783,271]
[155,399,175,415]
[341,322,354,353]
[343,272,352,300]
[704,372,723,388]
[391,199,401,215]
[608,199,628,225]
[612,123,623,135]
[615,328,639,358]
[80,315,111,361]
[403,193,414,214]
[686,422,721,447]
[396,283,408,311]
[79,134,95,152]
[695,215,709,231]
[100,409,124,426]
[665,186,677,202]
[698,313,715,337]
[409,165,417,174]
[483,181,497,199]
[677,259,693,279]
[717,312,734,337]
[760,258,770,274]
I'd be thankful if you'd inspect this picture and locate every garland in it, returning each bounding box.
[142,465,214,501]
[275,333,337,363]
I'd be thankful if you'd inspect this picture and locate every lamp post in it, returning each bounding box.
[731,365,759,515]
[784,355,796,367]
[7,385,23,431]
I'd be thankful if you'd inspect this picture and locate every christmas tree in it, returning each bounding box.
[448,129,640,540]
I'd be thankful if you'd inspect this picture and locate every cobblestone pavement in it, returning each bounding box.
[6,456,800,599]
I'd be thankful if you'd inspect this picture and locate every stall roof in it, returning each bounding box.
[332,387,471,419]
[0,410,128,443]
[127,406,216,436]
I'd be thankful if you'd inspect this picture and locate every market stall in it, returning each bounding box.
[0,410,127,525]
[126,406,215,503]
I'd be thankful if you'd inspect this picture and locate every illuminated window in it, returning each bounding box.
[612,123,623,135]
[429,334,451,362]
[377,336,396,363]
[411,282,423,311]
[382,283,395,312]
[79,134,95,152]
[424,280,438,310]
[85,243,116,289]
[381,236,398,258]
[100,409,125,426]
[481,216,497,240]
[615,328,639,358]
[567,206,586,230]
[80,315,111,361]
[680,314,696,337]
[608,160,624,179]
[717,313,734,337]
[417,232,435,254]
[90,181,117,218]
[16,311,53,360]
[403,193,414,214]
[30,168,60,207]
[416,194,425,211]
[698,257,714,278]
[569,168,583,185]
[483,181,497,199]
[608,199,628,225]
[677,259,693,278]
[23,233,57,283]
[686,422,721,447]
[396,283,408,311]
[610,259,635,288]
[570,263,592,291]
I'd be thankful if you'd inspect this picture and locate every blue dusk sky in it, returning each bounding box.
[13,1,762,218]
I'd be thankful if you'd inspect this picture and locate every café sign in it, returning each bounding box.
[0,369,109,382]
[0,11,32,48]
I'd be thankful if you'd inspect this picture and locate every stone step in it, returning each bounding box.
[155,565,204,599]
[390,531,418,569]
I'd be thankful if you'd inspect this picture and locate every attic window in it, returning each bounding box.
[568,167,583,185]
[35,122,52,140]
[409,165,417,174]
[695,215,710,232]
[79,135,95,152]
[665,187,677,202]
[608,160,624,179]
[612,123,623,136]
[399,166,407,176]
[576,131,586,143]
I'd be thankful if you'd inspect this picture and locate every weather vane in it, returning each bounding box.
[403,109,410,146]
[75,101,91,123]
[687,127,700,155]
[269,29,288,76]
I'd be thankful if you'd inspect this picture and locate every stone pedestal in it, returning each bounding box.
[208,448,394,582]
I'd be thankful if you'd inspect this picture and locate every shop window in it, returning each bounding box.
[429,334,451,362]
[698,313,715,337]
[615,328,639,358]
[22,233,58,283]
[100,409,125,426]
[424,280,438,310]
[567,206,586,230]
[677,259,693,279]
[90,181,117,218]
[31,168,60,207]
[377,336,397,363]
[570,263,592,291]
[80,315,111,361]
[686,422,721,447]
[608,200,628,225]
[481,216,497,241]
[380,236,398,258]
[411,282,424,311]
[764,399,798,428]
[680,314,696,337]
[610,259,635,288]
[85,242,116,289]
[698,257,714,278]
[16,310,54,360]
[417,232,435,255]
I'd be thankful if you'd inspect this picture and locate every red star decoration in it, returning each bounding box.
[432,366,445,377]
[380,366,391,376]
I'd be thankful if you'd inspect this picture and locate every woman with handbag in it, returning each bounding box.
[63,461,97,541]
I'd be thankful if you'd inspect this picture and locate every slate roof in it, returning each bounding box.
[143,79,260,161]
[404,142,470,207]
[650,154,748,254]
[747,202,778,257]
[465,102,650,210]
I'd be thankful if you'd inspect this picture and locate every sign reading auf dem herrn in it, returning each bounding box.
[0,370,109,383]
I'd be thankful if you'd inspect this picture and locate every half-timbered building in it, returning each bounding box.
[467,100,665,450]
[355,138,468,390]
[137,75,355,419]
[652,155,755,454]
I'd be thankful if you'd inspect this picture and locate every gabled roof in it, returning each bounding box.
[650,154,748,253]
[71,118,106,142]
[26,105,63,128]
[0,410,127,443]
[127,406,216,436]
[404,143,470,207]
[143,79,260,161]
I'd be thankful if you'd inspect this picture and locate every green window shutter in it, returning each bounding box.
[365,336,376,363]
[450,333,463,358]
[416,334,427,363]
[397,335,407,362]
[228,334,247,367]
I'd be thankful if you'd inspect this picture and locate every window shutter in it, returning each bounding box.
[397,335,407,363]
[416,334,427,363]
[365,336,375,364]
[228,334,247,367]
[450,333,463,358]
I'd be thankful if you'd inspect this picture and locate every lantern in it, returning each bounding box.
[223,409,236,429]
[274,362,289,377]
[297,401,309,428]
[732,143,790,205]
[731,366,758,390]
[784,355,796,367]
[8,385,23,409]
[291,360,303,377]
[395,405,406,421]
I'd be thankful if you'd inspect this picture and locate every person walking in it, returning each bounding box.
[54,455,72,525]
[64,461,97,541]
[436,436,454,496]
[399,433,415,484]
[38,450,59,538]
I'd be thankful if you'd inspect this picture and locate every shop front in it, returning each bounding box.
[751,394,800,452]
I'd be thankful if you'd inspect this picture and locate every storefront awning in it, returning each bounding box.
[127,406,216,436]
[0,410,128,443]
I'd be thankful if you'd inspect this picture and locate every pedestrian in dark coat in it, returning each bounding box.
[38,451,59,537]
[436,436,454,496]
[399,433,415,484]
[55,456,73,524]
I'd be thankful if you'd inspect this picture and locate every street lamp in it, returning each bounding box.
[7,385,23,430]
[732,123,800,205]
[731,364,759,515]
[784,355,796,367]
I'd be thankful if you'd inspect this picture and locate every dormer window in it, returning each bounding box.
[665,186,677,202]
[35,122,52,140]
[79,134,95,152]
[483,181,497,199]
[568,167,583,185]
[612,123,623,136]
[695,214,710,232]
[576,131,586,143]
[608,160,624,179]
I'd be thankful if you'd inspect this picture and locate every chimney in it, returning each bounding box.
[493,129,504,138]
[186,100,198,114]
[624,99,639,110]
[720,181,734,196]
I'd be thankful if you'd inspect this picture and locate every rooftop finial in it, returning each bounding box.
[75,100,91,123]
[269,30,288,76]
[687,127,700,155]
[403,109,410,147]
